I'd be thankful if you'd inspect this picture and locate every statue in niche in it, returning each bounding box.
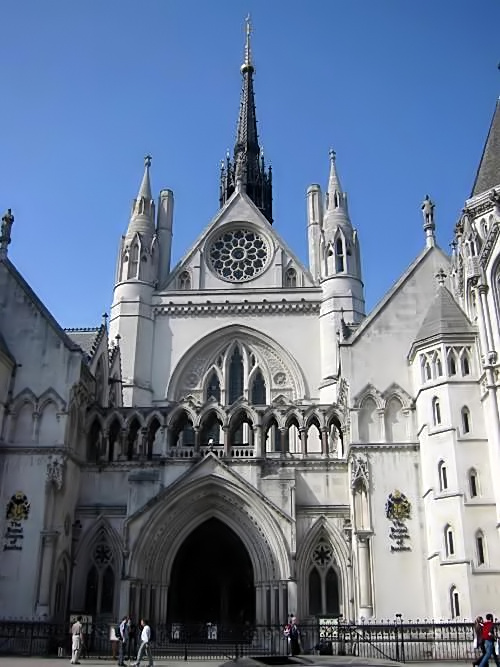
[328,426,338,456]
[351,453,370,531]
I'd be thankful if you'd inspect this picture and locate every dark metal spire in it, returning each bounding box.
[219,16,273,224]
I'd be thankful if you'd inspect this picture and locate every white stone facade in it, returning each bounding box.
[1,52,500,626]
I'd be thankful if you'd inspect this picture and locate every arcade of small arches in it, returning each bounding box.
[86,403,344,463]
[354,383,413,444]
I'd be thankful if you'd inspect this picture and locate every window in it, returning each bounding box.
[461,351,471,376]
[461,406,471,434]
[438,461,448,492]
[128,241,139,279]
[178,271,191,290]
[308,541,340,617]
[469,469,478,498]
[432,397,441,426]
[335,238,345,273]
[445,525,455,557]
[476,531,486,566]
[447,350,457,376]
[250,369,267,405]
[228,346,244,404]
[425,362,432,380]
[85,537,115,616]
[285,268,297,288]
[450,587,460,619]
[432,352,443,378]
[205,371,221,402]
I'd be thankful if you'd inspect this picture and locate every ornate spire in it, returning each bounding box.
[219,17,273,224]
[137,154,153,202]
[326,149,344,211]
[126,156,155,240]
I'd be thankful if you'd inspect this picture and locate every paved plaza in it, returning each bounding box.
[0,659,473,667]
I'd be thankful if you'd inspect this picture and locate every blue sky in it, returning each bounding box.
[1,0,499,327]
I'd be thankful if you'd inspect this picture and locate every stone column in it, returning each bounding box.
[356,534,373,618]
[478,284,496,354]
[254,424,263,458]
[119,429,128,460]
[194,427,201,454]
[287,579,297,617]
[119,580,130,618]
[321,427,329,456]
[36,530,59,614]
[376,409,385,442]
[279,428,287,455]
[222,426,230,457]
[300,428,307,455]
[160,427,168,457]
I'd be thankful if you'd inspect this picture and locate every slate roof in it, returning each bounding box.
[413,285,474,346]
[471,99,500,197]
[65,327,104,362]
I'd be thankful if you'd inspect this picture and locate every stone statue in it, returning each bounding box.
[0,209,14,250]
[421,195,435,227]
[489,189,500,216]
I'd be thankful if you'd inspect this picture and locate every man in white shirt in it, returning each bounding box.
[133,619,153,667]
[70,616,83,665]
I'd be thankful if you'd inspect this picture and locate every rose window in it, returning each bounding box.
[209,229,269,282]
[312,543,333,567]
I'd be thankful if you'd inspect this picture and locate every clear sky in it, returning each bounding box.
[1,0,499,328]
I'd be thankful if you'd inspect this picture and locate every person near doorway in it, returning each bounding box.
[128,620,138,660]
[289,616,301,656]
[477,613,500,667]
[118,615,130,666]
[133,619,153,667]
[70,616,83,665]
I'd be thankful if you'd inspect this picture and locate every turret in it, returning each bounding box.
[313,150,365,403]
[157,188,174,287]
[109,156,157,407]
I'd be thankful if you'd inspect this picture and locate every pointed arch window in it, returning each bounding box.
[128,241,139,279]
[461,406,471,434]
[461,351,471,376]
[178,271,191,290]
[206,371,221,403]
[438,460,448,492]
[85,536,115,616]
[432,397,441,426]
[450,586,460,619]
[445,524,455,558]
[476,531,486,566]
[285,267,297,288]
[335,238,345,273]
[228,346,244,404]
[433,352,443,378]
[469,468,479,498]
[447,350,457,376]
[308,541,340,616]
[250,369,267,405]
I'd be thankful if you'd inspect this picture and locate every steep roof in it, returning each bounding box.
[471,98,500,197]
[65,326,105,362]
[413,284,474,346]
[1,258,82,353]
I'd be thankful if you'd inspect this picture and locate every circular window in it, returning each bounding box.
[208,228,270,282]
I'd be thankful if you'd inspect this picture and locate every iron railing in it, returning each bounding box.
[0,619,479,662]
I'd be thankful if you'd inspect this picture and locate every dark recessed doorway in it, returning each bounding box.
[168,517,255,626]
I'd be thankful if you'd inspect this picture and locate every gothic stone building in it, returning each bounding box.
[1,25,500,626]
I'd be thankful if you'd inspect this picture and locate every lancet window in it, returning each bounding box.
[200,342,268,407]
[308,540,340,616]
[335,238,345,273]
[85,534,115,616]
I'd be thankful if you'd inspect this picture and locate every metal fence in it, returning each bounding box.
[0,619,478,662]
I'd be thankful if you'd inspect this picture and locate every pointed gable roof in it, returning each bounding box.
[471,99,500,197]
[413,284,474,347]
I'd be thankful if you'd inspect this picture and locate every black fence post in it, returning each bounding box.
[395,614,402,662]
[184,642,188,661]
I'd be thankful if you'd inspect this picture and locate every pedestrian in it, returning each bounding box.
[70,616,83,665]
[118,615,130,666]
[473,616,486,666]
[477,613,500,667]
[133,619,153,667]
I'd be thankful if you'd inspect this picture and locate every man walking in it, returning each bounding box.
[118,616,130,666]
[133,619,153,667]
[70,616,83,665]
[478,613,500,667]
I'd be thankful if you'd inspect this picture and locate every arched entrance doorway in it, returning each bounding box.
[168,518,255,626]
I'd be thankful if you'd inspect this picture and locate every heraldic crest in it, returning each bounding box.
[385,489,411,521]
[5,492,31,521]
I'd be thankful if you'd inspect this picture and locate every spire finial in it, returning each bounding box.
[436,268,447,286]
[0,208,14,256]
[102,312,108,328]
[421,194,436,248]
[144,154,152,168]
[329,148,336,162]
[242,14,253,72]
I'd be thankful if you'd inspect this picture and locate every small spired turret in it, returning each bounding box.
[0,209,14,258]
[116,156,158,285]
[308,150,366,403]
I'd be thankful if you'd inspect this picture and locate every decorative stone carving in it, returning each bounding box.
[46,455,65,491]
[350,453,369,490]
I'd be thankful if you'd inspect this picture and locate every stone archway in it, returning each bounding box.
[168,518,255,626]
